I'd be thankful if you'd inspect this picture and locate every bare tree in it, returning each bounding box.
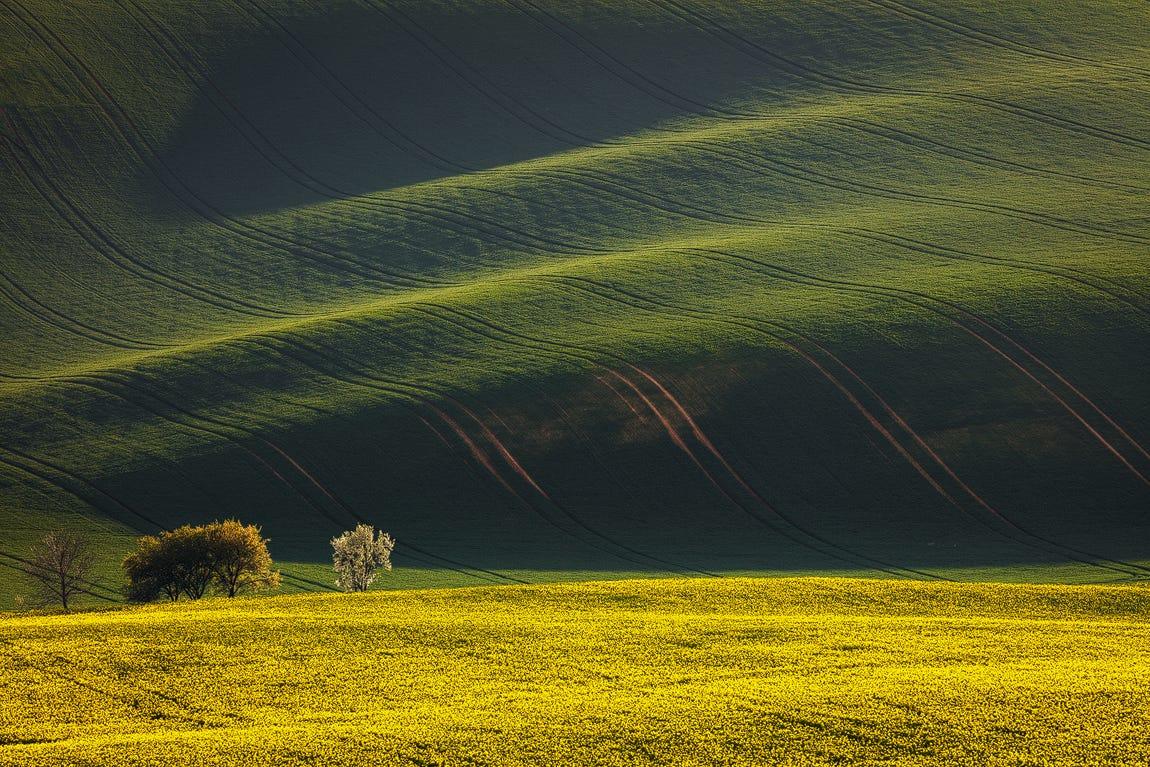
[331,524,395,592]
[22,531,96,612]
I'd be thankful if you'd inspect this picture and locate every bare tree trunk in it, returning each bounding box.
[22,531,95,612]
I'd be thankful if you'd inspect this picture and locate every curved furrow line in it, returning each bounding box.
[277,572,323,593]
[774,327,1150,576]
[0,447,162,532]
[600,365,880,572]
[230,0,722,255]
[243,409,509,586]
[590,367,830,559]
[0,370,41,384]
[410,297,880,574]
[252,417,519,586]
[236,0,674,255]
[398,306,754,577]
[67,371,346,525]
[413,411,554,581]
[506,0,1147,201]
[0,121,299,321]
[114,0,617,257]
[276,404,524,584]
[498,0,751,123]
[448,390,715,578]
[861,0,1150,80]
[0,207,182,352]
[114,0,545,250]
[691,247,1150,484]
[404,545,528,586]
[826,226,1150,313]
[508,154,1150,314]
[525,275,1024,537]
[399,542,522,585]
[87,372,512,590]
[262,318,716,577]
[15,0,1140,321]
[418,0,1107,216]
[255,426,526,586]
[405,300,942,579]
[0,266,168,352]
[597,279,1148,577]
[107,0,479,230]
[370,0,1135,238]
[283,571,344,592]
[649,0,1150,152]
[245,330,672,576]
[525,381,721,578]
[346,100,1149,314]
[624,361,955,582]
[2,0,453,292]
[535,272,1148,576]
[54,371,499,588]
[621,365,950,580]
[0,459,130,539]
[449,397,681,575]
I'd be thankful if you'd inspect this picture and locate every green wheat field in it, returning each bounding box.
[1,0,1148,762]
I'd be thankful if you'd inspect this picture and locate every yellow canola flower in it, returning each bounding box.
[0,577,1148,766]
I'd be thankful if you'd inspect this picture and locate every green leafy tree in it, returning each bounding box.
[123,534,181,602]
[123,521,279,602]
[205,520,280,597]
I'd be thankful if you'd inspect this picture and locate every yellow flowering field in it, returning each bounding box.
[2,578,1149,766]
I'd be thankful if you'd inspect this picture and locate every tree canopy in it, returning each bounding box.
[123,521,279,602]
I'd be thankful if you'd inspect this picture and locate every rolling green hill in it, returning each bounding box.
[1,0,1148,604]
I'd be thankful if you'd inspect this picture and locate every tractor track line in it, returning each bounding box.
[692,248,1150,485]
[563,274,1150,575]
[407,300,938,579]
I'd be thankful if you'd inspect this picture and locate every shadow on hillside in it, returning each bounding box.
[148,0,851,216]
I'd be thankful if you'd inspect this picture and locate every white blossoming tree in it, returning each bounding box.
[331,524,396,592]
